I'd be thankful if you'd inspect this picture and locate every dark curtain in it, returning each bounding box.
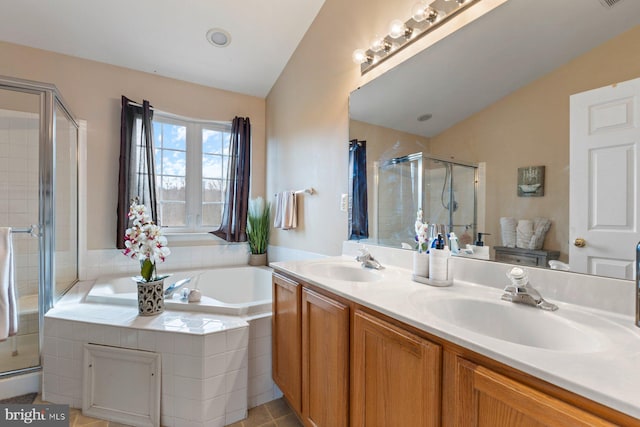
[116,96,157,249]
[212,116,251,242]
[349,139,369,240]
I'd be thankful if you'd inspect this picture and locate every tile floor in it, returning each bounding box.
[227,398,302,427]
[34,395,302,427]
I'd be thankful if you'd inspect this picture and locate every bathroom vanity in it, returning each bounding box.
[271,257,640,427]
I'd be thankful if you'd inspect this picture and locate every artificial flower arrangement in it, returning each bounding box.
[123,201,171,282]
[415,208,430,253]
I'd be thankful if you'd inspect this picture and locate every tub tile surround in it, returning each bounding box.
[80,243,253,282]
[271,241,640,419]
[42,277,282,427]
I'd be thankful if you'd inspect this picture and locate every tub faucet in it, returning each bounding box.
[356,249,384,270]
[501,267,558,311]
[164,278,192,298]
[636,242,640,327]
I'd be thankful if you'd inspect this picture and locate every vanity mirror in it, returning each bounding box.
[349,0,640,279]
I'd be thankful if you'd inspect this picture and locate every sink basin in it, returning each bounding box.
[413,296,607,352]
[299,261,383,283]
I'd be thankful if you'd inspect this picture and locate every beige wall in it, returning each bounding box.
[429,25,640,261]
[0,41,266,250]
[265,0,502,255]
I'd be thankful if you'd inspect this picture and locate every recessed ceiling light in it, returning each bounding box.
[206,28,231,48]
[418,113,433,122]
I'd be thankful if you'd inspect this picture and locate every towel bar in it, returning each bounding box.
[274,188,315,197]
[9,224,39,237]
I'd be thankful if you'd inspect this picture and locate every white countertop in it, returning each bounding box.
[271,256,640,420]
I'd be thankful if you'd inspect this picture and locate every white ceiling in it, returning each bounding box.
[350,0,640,137]
[0,0,326,98]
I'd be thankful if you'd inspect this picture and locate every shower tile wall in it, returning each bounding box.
[0,109,40,299]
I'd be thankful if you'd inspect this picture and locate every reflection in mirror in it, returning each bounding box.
[375,153,477,249]
[349,0,640,279]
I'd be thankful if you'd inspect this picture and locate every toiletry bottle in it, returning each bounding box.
[471,232,491,260]
[429,233,450,281]
[459,225,473,246]
[448,232,460,255]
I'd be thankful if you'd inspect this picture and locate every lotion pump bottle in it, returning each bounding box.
[429,233,450,281]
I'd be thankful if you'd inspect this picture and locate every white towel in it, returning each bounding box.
[274,191,298,230]
[530,217,551,250]
[516,220,533,249]
[500,217,517,248]
[0,228,18,341]
[282,191,297,230]
[273,192,284,229]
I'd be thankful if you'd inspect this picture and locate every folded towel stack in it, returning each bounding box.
[516,220,533,249]
[499,217,517,247]
[511,217,551,250]
[530,217,551,250]
[273,191,298,230]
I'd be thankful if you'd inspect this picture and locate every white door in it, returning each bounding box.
[570,77,640,279]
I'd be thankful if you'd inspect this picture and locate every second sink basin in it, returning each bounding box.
[412,296,608,353]
[299,261,384,283]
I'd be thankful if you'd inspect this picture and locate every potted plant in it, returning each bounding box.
[246,197,271,266]
[123,201,170,315]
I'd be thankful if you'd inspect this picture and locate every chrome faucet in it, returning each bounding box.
[164,278,192,298]
[636,241,640,327]
[501,267,558,311]
[355,249,384,270]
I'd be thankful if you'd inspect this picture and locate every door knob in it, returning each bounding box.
[574,238,586,248]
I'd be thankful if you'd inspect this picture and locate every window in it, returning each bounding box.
[137,113,231,233]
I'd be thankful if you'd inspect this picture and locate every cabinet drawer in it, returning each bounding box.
[495,253,539,266]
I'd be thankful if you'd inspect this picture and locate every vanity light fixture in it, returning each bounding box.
[353,0,481,74]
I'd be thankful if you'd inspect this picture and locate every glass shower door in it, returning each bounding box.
[0,87,41,372]
[376,153,424,248]
[54,101,78,302]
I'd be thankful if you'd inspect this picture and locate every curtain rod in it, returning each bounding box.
[126,100,231,126]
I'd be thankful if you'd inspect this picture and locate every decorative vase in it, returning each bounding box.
[413,251,429,278]
[137,278,165,316]
[248,253,268,266]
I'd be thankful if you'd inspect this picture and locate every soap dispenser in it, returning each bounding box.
[429,233,450,282]
[470,232,491,260]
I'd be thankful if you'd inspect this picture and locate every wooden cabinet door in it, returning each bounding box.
[352,310,442,427]
[453,357,616,427]
[272,273,302,415]
[302,288,349,427]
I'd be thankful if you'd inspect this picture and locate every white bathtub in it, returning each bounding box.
[86,266,273,316]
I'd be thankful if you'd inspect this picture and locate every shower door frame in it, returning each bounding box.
[374,152,478,248]
[0,76,79,377]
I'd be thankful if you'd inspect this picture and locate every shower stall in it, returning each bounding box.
[375,152,477,248]
[0,76,79,387]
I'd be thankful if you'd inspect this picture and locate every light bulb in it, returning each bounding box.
[371,36,385,52]
[411,2,428,22]
[389,19,407,38]
[352,49,369,65]
[371,37,391,53]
